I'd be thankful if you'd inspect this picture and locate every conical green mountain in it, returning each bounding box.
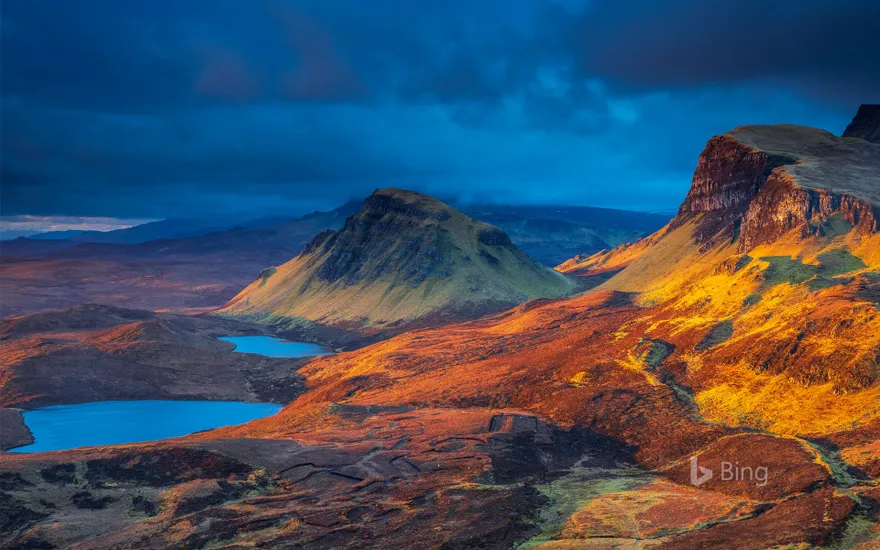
[220,188,575,332]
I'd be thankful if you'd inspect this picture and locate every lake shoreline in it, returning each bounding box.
[1,308,310,410]
[0,407,35,451]
[220,335,335,358]
[8,400,283,454]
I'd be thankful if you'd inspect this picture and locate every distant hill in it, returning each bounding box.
[0,237,81,257]
[27,218,231,243]
[458,204,669,266]
[25,213,314,244]
[0,202,363,316]
[220,188,575,335]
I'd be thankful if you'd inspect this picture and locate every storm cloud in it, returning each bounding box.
[1,0,875,218]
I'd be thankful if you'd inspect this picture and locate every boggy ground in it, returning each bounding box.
[1,410,633,549]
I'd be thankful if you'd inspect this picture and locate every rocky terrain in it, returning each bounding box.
[0,409,33,451]
[1,107,878,549]
[220,189,575,336]
[843,104,880,143]
[0,304,308,410]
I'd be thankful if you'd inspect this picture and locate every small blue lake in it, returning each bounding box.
[10,400,282,453]
[219,335,333,358]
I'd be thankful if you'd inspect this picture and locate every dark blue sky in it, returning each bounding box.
[2,0,878,219]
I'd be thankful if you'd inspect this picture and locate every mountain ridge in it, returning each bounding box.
[220,188,575,334]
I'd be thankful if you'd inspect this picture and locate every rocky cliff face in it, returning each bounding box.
[843,104,880,143]
[677,135,789,215]
[673,122,880,253]
[739,169,879,251]
[675,134,795,245]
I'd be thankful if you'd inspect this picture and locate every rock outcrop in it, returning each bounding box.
[674,124,880,252]
[674,133,794,244]
[843,103,880,143]
[739,168,879,251]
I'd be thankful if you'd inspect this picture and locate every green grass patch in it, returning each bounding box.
[258,267,277,287]
[806,276,840,291]
[814,214,854,238]
[641,339,673,369]
[816,249,867,277]
[695,320,734,351]
[735,254,753,271]
[760,250,866,292]
[515,472,648,548]
[761,256,818,287]
[742,293,762,308]
[827,514,880,550]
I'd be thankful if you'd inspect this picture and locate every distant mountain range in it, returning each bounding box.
[1,198,667,316]
[22,214,319,244]
[4,202,668,266]
[0,202,362,316]
[457,204,668,265]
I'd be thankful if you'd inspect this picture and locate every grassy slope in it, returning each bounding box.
[221,190,574,329]
[567,212,880,436]
[554,125,880,436]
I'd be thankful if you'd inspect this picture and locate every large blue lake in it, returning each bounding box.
[219,335,333,358]
[10,400,282,453]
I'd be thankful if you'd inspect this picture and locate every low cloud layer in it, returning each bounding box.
[2,0,875,217]
[0,215,154,238]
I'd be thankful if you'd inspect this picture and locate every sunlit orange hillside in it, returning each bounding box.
[220,113,880,491]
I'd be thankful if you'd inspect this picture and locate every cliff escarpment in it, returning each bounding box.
[674,118,880,253]
[557,106,880,404]
[739,168,879,251]
[843,103,880,143]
